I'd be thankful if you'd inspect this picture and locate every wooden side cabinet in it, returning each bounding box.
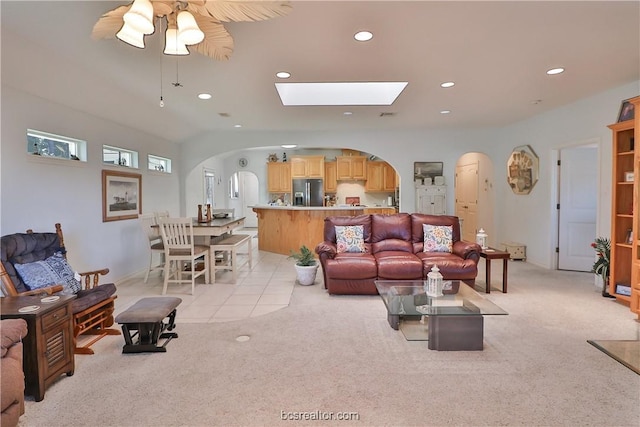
[267,162,291,193]
[1,295,76,401]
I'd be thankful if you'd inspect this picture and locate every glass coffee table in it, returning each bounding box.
[375,280,508,350]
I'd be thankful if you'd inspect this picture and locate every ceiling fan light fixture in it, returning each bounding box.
[116,22,145,49]
[122,0,155,35]
[177,11,205,45]
[164,28,189,55]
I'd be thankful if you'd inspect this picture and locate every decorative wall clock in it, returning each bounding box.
[238,158,248,168]
[507,145,539,195]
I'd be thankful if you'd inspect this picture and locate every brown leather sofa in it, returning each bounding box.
[315,213,481,295]
[1,318,28,427]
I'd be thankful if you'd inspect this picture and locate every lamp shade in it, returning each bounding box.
[123,0,155,35]
[177,11,204,45]
[164,28,189,55]
[116,22,145,48]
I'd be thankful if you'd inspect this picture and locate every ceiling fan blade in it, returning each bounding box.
[191,16,234,61]
[91,5,130,40]
[190,0,292,23]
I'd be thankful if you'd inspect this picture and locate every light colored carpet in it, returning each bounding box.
[19,261,640,427]
[588,340,640,375]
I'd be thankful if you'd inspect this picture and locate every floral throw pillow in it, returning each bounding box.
[14,252,81,294]
[335,225,366,253]
[423,224,453,253]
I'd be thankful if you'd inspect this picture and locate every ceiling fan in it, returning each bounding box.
[92,0,292,61]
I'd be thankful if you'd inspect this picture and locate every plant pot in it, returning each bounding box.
[295,263,318,286]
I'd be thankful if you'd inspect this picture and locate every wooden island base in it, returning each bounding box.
[252,207,361,256]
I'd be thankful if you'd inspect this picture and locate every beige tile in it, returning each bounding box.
[225,294,261,305]
[212,304,254,319]
[263,284,293,295]
[178,304,221,319]
[258,293,291,305]
[233,285,266,295]
[250,304,288,317]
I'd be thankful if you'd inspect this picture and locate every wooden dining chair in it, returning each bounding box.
[157,217,210,295]
[138,213,165,283]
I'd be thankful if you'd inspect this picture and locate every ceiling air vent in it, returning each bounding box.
[379,112,396,117]
[218,113,230,118]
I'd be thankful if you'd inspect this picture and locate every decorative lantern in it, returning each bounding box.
[425,265,443,297]
[476,228,488,250]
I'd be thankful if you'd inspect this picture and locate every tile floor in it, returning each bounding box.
[114,229,301,323]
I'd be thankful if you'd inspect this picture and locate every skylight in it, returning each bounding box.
[275,82,408,106]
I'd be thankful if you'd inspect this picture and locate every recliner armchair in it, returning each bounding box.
[0,224,119,354]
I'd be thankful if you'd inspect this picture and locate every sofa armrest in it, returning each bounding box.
[1,319,28,357]
[452,240,481,262]
[315,242,337,260]
[78,268,109,290]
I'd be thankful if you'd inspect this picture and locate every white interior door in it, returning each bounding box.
[558,145,597,271]
[240,171,259,228]
[455,162,479,242]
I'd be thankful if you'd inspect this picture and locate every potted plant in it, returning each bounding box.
[591,237,615,298]
[289,245,319,286]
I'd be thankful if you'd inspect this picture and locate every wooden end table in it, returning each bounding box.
[479,248,511,294]
[1,294,76,401]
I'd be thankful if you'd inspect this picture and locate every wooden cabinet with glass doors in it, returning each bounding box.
[608,95,640,316]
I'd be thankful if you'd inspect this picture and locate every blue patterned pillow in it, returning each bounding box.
[335,225,366,253]
[423,224,453,253]
[14,252,81,294]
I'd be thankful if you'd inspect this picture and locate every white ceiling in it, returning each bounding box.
[2,1,639,143]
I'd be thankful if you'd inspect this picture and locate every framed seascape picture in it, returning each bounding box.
[102,170,142,222]
[414,162,443,184]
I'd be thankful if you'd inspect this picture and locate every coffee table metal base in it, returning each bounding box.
[428,314,484,351]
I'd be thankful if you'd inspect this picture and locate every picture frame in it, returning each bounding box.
[414,162,443,184]
[624,171,634,182]
[102,170,142,222]
[617,98,635,122]
[507,145,539,195]
[626,228,633,245]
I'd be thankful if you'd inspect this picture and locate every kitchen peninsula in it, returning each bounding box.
[252,205,365,255]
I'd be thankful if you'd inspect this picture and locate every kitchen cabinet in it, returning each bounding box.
[290,156,324,178]
[324,161,337,193]
[267,162,291,193]
[336,156,367,180]
[365,161,396,192]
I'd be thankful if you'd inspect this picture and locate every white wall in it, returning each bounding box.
[493,80,639,267]
[1,86,181,281]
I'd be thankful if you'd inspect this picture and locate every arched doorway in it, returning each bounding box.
[230,171,259,228]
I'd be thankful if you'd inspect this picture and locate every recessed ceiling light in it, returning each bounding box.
[234,124,242,128]
[440,110,451,114]
[198,93,212,100]
[546,67,565,75]
[354,31,373,42]
[276,71,291,79]
[440,82,455,88]
[281,144,297,148]
[343,111,353,115]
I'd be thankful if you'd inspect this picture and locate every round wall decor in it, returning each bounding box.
[238,158,248,167]
[507,145,538,195]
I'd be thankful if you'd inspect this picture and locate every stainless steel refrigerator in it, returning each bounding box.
[292,179,324,206]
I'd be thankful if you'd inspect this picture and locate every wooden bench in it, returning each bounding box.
[210,234,253,283]
[115,297,181,353]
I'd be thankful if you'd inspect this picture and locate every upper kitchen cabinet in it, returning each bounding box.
[365,161,397,192]
[291,156,324,178]
[324,161,337,193]
[267,162,291,193]
[337,156,367,180]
